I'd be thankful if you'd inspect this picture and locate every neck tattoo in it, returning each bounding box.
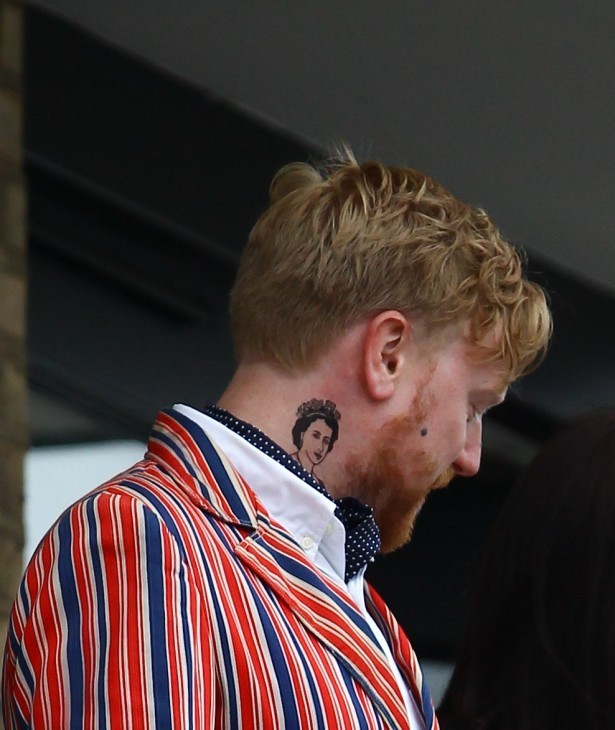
[290,398,341,480]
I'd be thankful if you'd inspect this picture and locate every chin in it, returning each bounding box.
[379,525,413,554]
[378,500,425,554]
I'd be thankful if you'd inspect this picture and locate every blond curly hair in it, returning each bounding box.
[230,150,551,382]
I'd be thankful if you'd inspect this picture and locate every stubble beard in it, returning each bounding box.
[345,415,455,554]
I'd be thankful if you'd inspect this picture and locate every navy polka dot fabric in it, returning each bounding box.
[202,404,380,581]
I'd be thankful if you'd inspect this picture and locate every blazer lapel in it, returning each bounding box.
[147,409,259,527]
[235,519,410,730]
[365,583,439,730]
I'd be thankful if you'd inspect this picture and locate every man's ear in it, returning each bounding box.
[362,310,411,401]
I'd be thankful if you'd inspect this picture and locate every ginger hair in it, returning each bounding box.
[230,150,551,382]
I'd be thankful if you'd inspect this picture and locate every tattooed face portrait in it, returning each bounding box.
[291,399,341,477]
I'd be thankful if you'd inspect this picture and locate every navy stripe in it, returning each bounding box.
[143,509,173,728]
[57,512,84,730]
[251,592,300,727]
[17,581,30,624]
[201,519,239,724]
[340,668,372,730]
[85,499,108,730]
[177,559,194,724]
[420,666,434,728]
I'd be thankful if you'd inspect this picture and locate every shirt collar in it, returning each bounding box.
[173,403,347,580]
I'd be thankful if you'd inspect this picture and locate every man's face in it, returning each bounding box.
[347,329,506,553]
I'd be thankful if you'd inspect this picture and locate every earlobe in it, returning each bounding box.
[362,311,410,401]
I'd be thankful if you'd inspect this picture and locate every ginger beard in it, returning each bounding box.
[346,414,455,553]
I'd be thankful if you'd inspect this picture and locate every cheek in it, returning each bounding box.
[382,417,436,478]
[401,422,461,481]
[406,441,439,481]
[419,397,468,463]
[412,370,466,439]
[423,424,466,468]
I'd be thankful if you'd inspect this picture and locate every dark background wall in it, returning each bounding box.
[24,3,615,662]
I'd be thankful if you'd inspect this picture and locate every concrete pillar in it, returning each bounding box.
[0,0,27,650]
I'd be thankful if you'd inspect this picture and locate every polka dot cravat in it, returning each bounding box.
[202,404,381,582]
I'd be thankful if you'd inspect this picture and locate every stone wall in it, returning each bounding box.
[0,0,26,652]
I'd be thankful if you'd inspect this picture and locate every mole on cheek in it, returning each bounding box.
[420,428,428,437]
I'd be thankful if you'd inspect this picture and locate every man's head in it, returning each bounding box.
[230,149,551,385]
[228,149,551,552]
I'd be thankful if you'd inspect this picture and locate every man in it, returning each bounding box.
[2,151,551,728]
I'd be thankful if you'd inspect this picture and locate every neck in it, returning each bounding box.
[217,341,368,498]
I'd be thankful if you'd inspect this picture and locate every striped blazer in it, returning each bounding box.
[3,409,438,729]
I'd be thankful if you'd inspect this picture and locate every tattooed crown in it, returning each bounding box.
[296,398,341,422]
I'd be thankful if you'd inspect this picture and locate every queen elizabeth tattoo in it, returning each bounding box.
[290,398,341,477]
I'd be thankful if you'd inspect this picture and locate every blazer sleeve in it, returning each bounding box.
[3,489,217,729]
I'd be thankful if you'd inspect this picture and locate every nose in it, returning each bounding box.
[453,421,482,477]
